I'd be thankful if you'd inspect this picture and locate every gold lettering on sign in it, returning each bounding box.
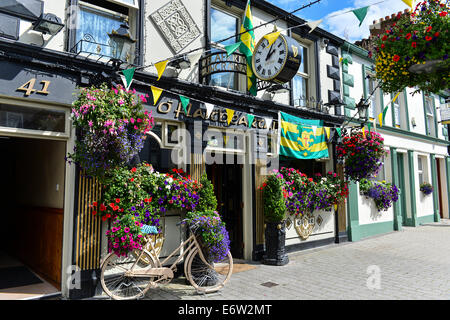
[17,78,51,96]
[157,100,173,114]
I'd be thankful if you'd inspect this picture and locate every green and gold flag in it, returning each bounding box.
[239,0,257,96]
[279,111,329,159]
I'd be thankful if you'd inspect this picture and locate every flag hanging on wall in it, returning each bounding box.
[239,0,257,96]
[279,112,329,159]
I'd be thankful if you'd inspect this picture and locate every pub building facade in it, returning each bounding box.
[0,0,350,299]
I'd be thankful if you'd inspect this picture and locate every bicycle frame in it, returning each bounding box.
[127,229,212,278]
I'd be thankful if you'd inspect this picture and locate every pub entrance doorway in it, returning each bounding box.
[206,156,244,259]
[0,136,65,297]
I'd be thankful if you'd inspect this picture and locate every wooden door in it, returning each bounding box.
[207,159,243,258]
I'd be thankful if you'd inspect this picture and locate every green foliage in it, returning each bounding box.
[195,174,218,212]
[262,174,287,223]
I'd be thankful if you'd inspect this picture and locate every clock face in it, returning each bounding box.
[252,35,287,81]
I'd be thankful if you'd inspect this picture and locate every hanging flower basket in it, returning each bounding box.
[372,1,450,94]
[420,182,434,195]
[66,83,154,179]
[337,130,388,182]
[359,178,399,212]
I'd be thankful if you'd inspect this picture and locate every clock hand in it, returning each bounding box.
[265,43,275,61]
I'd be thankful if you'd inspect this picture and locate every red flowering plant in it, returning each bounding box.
[337,130,388,182]
[90,163,201,257]
[373,0,449,94]
[66,83,154,179]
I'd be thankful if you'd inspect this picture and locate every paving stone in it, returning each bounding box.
[137,222,450,300]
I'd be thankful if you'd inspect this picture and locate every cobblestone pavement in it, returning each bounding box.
[95,220,450,300]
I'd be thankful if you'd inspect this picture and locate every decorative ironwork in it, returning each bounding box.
[150,0,201,54]
[294,96,326,113]
[70,33,115,61]
[199,51,247,85]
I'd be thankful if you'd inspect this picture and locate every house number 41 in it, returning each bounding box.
[17,78,51,96]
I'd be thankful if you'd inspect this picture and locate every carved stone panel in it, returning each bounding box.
[150,0,201,54]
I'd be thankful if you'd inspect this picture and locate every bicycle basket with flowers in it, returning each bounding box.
[186,210,230,263]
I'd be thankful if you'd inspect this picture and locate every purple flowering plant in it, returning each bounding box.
[66,83,154,179]
[360,178,399,212]
[420,182,433,195]
[186,210,230,262]
[261,168,348,219]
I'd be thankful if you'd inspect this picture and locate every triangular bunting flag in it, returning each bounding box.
[263,31,281,46]
[352,6,369,27]
[336,128,342,137]
[247,114,255,128]
[324,127,331,140]
[342,58,349,65]
[367,122,372,133]
[225,42,242,56]
[392,91,401,103]
[151,86,163,105]
[378,112,384,127]
[155,60,169,81]
[205,103,214,118]
[179,95,190,114]
[401,0,414,8]
[362,127,366,138]
[307,19,323,33]
[187,52,202,66]
[120,75,133,91]
[226,108,235,126]
[121,67,135,90]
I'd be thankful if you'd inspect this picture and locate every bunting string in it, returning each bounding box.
[121,0,399,76]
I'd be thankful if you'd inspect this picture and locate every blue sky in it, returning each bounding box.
[266,0,411,42]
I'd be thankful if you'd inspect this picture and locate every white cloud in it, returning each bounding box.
[321,0,409,42]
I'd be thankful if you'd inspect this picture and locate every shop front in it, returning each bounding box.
[0,58,77,299]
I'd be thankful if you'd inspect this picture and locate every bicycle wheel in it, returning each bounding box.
[100,250,156,300]
[186,248,233,293]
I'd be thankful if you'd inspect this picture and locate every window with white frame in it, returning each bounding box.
[417,155,429,185]
[209,7,241,91]
[73,0,137,61]
[424,95,436,136]
[364,71,380,121]
[292,45,310,108]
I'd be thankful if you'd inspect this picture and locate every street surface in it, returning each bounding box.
[141,220,450,300]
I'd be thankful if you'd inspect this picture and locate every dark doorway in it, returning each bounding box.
[397,153,407,225]
[206,157,243,259]
[436,158,443,219]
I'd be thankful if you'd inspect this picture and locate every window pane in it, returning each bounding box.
[298,46,307,74]
[418,157,423,170]
[75,6,124,57]
[394,103,400,127]
[211,8,238,46]
[292,75,308,107]
[0,104,66,133]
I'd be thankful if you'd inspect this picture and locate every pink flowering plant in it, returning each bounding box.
[106,214,146,257]
[66,83,154,179]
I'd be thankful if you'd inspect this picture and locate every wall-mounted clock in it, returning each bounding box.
[252,33,302,84]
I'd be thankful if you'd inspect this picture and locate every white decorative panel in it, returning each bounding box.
[150,0,201,54]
